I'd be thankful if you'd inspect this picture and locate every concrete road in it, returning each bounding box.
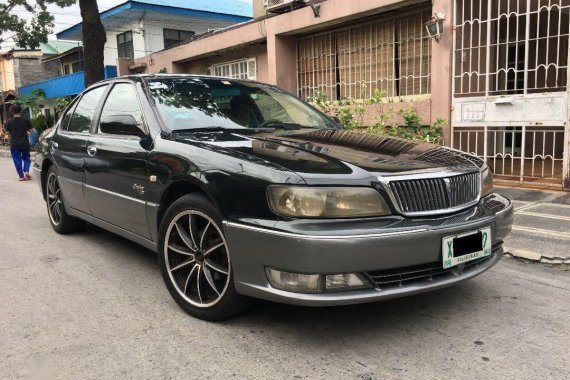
[497,187,570,264]
[1,157,569,379]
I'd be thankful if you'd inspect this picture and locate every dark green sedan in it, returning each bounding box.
[33,75,513,320]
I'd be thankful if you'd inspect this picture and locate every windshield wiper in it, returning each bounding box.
[171,126,244,133]
[255,121,306,130]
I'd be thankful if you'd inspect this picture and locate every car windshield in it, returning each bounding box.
[146,77,336,132]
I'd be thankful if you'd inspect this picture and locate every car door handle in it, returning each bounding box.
[87,146,97,157]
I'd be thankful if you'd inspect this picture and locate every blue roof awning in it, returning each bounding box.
[57,0,252,40]
[18,66,117,100]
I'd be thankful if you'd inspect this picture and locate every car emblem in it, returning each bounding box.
[133,184,145,195]
[443,177,452,196]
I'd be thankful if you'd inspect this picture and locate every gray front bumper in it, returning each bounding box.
[223,194,514,306]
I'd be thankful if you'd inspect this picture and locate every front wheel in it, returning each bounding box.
[158,194,251,321]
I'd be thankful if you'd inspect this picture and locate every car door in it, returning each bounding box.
[84,82,153,239]
[51,85,108,215]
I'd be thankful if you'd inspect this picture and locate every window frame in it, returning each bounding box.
[211,58,257,80]
[116,31,134,60]
[94,80,149,138]
[60,85,108,135]
[163,28,195,49]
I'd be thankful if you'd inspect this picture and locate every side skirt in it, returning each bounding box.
[67,208,158,253]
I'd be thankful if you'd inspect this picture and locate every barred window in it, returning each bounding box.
[454,0,570,96]
[297,7,432,101]
[117,31,134,60]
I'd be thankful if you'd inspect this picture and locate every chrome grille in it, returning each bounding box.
[389,172,480,215]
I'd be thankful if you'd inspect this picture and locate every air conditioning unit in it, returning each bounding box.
[265,0,307,14]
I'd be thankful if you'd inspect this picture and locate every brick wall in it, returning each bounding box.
[15,57,60,88]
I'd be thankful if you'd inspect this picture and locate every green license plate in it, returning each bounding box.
[442,227,492,269]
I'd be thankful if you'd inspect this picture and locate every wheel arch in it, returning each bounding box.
[156,179,220,231]
[40,158,55,200]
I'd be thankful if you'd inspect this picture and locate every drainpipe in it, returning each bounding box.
[309,0,321,17]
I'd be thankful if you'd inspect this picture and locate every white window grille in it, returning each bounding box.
[297,6,432,101]
[453,126,565,183]
[454,0,570,96]
[211,58,257,80]
[452,1,570,186]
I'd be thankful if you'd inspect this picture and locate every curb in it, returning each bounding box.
[504,246,570,265]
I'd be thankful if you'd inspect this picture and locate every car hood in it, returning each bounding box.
[176,129,485,184]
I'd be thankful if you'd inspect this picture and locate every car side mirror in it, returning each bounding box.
[100,114,146,138]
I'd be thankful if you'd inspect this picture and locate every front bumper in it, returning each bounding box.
[223,193,513,306]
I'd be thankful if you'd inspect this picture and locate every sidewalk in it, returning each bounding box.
[0,146,10,158]
[496,187,570,265]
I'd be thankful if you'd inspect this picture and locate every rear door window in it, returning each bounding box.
[66,86,107,133]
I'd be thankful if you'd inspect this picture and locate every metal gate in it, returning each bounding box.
[451,0,570,188]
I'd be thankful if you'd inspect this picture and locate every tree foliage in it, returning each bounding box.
[0,0,75,49]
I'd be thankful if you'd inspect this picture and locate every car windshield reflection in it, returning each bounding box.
[146,77,336,132]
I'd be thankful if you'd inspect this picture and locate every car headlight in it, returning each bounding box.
[267,186,391,218]
[481,168,494,197]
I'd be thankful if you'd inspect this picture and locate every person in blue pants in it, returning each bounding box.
[4,104,33,181]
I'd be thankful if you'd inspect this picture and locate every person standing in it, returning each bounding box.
[5,104,33,181]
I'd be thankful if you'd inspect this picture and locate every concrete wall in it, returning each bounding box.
[253,0,266,18]
[0,58,16,90]
[12,52,60,88]
[143,14,235,54]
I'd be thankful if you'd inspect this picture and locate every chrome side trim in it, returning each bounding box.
[223,221,427,240]
[56,178,161,207]
[85,184,146,205]
[58,176,83,187]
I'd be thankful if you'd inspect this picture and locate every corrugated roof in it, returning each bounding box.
[57,0,252,40]
[2,40,81,55]
[133,0,253,18]
[39,40,82,55]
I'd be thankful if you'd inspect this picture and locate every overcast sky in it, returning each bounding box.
[2,0,253,48]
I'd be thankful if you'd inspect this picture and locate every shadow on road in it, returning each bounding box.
[79,221,497,345]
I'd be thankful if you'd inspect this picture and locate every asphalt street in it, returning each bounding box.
[1,157,569,379]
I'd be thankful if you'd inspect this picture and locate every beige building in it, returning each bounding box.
[120,0,570,190]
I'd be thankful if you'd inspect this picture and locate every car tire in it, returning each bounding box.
[158,193,251,321]
[45,166,86,234]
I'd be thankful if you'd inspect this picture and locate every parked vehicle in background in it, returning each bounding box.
[33,75,513,320]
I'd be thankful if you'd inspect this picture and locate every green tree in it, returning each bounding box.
[0,0,75,49]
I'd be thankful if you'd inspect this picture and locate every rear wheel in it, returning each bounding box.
[45,166,85,234]
[158,193,250,321]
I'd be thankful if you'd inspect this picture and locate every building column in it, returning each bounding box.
[266,33,297,94]
[430,0,454,146]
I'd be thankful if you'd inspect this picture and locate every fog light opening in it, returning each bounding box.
[265,268,322,293]
[325,273,373,292]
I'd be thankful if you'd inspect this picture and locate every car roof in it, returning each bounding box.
[85,73,264,92]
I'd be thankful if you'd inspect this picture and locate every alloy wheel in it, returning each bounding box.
[47,173,63,226]
[164,210,231,308]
